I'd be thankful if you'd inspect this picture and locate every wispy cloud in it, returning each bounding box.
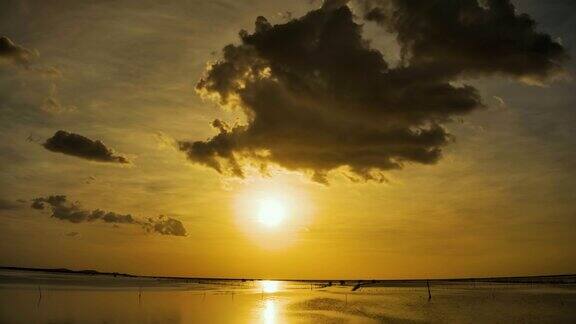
[0,36,36,68]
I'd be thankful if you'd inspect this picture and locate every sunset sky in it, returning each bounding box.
[1,0,575,279]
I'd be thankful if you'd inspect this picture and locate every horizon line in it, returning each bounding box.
[2,265,575,283]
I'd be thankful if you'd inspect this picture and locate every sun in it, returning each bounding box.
[257,198,287,227]
[233,179,314,248]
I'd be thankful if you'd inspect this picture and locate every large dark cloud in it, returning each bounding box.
[360,0,569,83]
[0,36,35,68]
[43,130,129,164]
[179,1,567,183]
[31,195,187,237]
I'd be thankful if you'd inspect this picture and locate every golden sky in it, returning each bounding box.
[0,0,575,279]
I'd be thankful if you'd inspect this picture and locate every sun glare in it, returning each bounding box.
[258,198,287,227]
[233,178,313,249]
[261,280,280,293]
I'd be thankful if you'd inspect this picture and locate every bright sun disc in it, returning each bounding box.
[258,198,286,227]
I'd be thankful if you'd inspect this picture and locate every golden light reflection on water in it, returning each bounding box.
[259,281,282,323]
[262,299,277,324]
[1,272,575,324]
[261,280,280,293]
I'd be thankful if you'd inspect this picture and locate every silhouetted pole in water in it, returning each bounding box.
[352,282,362,291]
[427,281,432,301]
[138,287,142,306]
[37,286,42,308]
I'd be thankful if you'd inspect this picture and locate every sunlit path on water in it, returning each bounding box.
[262,299,277,324]
[1,270,576,323]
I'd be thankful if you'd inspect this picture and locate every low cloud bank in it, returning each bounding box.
[31,195,186,237]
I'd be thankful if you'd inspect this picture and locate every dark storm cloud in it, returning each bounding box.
[360,0,569,83]
[43,130,129,164]
[31,195,187,237]
[0,36,35,67]
[179,1,567,183]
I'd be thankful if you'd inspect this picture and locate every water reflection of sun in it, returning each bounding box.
[262,299,277,324]
[261,280,280,293]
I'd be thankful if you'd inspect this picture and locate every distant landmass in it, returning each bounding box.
[1,266,575,284]
[0,266,135,278]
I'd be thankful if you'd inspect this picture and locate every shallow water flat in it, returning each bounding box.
[0,270,575,323]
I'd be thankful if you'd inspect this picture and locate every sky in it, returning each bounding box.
[0,0,575,279]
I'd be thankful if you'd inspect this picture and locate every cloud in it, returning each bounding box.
[66,231,80,237]
[180,4,480,182]
[31,195,133,224]
[179,2,567,183]
[360,0,569,83]
[33,66,63,79]
[143,215,187,237]
[0,36,36,68]
[43,130,129,164]
[492,96,507,110]
[1,36,69,119]
[31,195,187,236]
[155,131,178,151]
[0,198,21,210]
[0,36,62,77]
[41,84,76,114]
[84,176,96,184]
[322,0,350,10]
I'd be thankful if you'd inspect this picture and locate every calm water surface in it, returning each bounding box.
[1,270,575,323]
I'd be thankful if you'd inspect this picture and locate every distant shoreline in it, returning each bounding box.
[1,266,575,284]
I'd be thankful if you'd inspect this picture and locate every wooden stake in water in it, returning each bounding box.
[427,281,432,301]
[37,286,42,308]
